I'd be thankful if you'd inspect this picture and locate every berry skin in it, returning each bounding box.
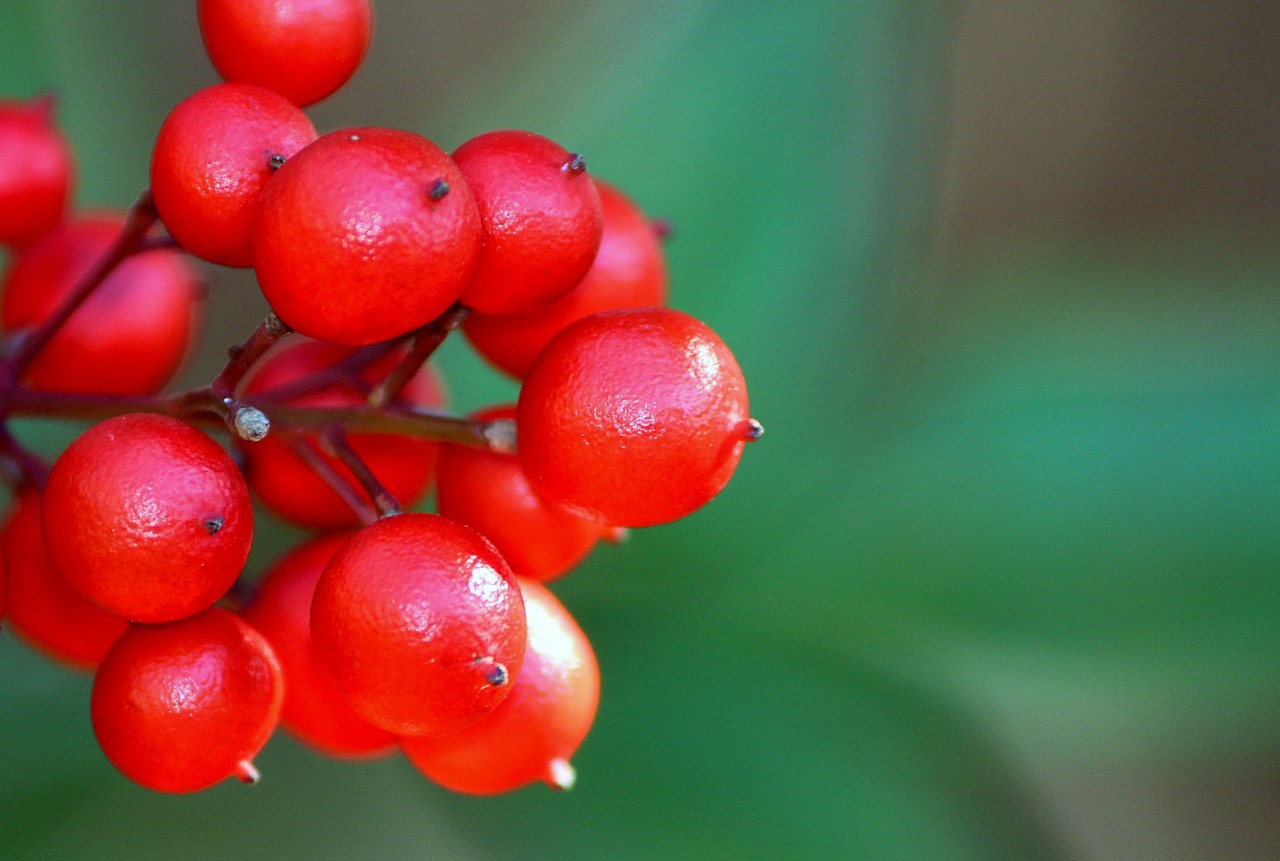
[253,127,481,346]
[452,129,604,314]
[0,213,201,394]
[436,405,606,582]
[400,577,600,794]
[150,82,317,267]
[0,95,74,247]
[310,513,527,736]
[1,490,128,671]
[241,533,395,758]
[90,607,284,793]
[463,180,668,377]
[240,336,446,529]
[518,307,757,527]
[41,413,254,623]
[198,0,373,107]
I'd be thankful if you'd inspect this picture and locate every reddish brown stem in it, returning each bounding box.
[367,303,469,409]
[318,426,402,518]
[209,312,292,398]
[284,435,379,526]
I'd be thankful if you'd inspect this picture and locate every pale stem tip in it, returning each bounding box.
[233,406,270,442]
[484,418,518,454]
[604,526,630,545]
[547,758,576,791]
[234,760,261,785]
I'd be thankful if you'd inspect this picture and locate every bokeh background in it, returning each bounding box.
[2,1,1279,858]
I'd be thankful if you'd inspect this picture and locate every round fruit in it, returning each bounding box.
[452,129,603,314]
[91,607,283,793]
[0,95,74,247]
[464,180,668,377]
[310,513,526,736]
[150,82,317,267]
[1,489,129,671]
[0,213,201,394]
[400,577,600,794]
[198,0,373,107]
[242,533,395,758]
[253,127,481,345]
[518,307,757,527]
[41,413,253,623]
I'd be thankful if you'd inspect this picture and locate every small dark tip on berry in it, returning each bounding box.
[563,153,587,175]
[234,760,261,785]
[203,516,224,535]
[739,418,764,442]
[474,656,509,686]
[427,178,450,201]
[651,218,675,240]
[267,153,287,170]
[31,92,58,121]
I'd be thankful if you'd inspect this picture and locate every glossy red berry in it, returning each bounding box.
[464,180,668,377]
[436,405,606,582]
[518,307,758,527]
[150,82,317,267]
[2,490,129,671]
[242,533,394,758]
[1,213,201,394]
[0,95,74,247]
[452,129,603,314]
[310,513,526,736]
[400,577,600,794]
[198,0,373,107]
[240,336,446,529]
[41,413,253,623]
[91,607,284,793]
[253,127,481,345]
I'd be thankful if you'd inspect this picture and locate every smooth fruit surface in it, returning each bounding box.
[253,127,481,345]
[91,607,283,793]
[310,513,527,736]
[41,413,253,623]
[0,96,74,247]
[400,577,600,794]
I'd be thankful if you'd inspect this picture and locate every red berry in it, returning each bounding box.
[464,180,668,377]
[242,534,395,758]
[0,213,201,394]
[310,513,526,736]
[198,0,372,107]
[150,82,317,267]
[452,129,603,314]
[518,307,757,527]
[240,336,446,529]
[400,577,600,794]
[1,490,128,671]
[91,607,283,793]
[41,413,253,623]
[0,95,74,247]
[436,405,606,582]
[253,127,481,345]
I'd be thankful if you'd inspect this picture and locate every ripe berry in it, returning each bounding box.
[41,413,253,623]
[518,307,758,527]
[150,82,317,267]
[91,607,283,793]
[240,336,446,529]
[198,0,373,107]
[310,513,526,736]
[463,180,668,377]
[1,214,201,395]
[0,95,74,247]
[2,490,129,670]
[436,405,606,582]
[242,533,395,758]
[400,577,600,794]
[452,129,603,314]
[253,127,481,345]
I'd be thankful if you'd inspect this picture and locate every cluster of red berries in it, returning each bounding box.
[0,0,759,796]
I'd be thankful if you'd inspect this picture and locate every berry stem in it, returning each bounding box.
[318,426,402,518]
[284,435,380,526]
[366,303,468,409]
[0,424,49,489]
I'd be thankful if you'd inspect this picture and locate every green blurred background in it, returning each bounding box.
[2,1,1279,858]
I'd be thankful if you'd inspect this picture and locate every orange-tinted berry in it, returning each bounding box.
[518,307,757,527]
[253,127,481,346]
[463,180,668,377]
[452,129,603,314]
[400,577,600,794]
[150,82,317,267]
[241,533,395,758]
[1,490,128,671]
[198,0,373,107]
[0,214,201,394]
[0,96,74,247]
[310,513,526,736]
[41,414,253,623]
[91,607,283,793]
